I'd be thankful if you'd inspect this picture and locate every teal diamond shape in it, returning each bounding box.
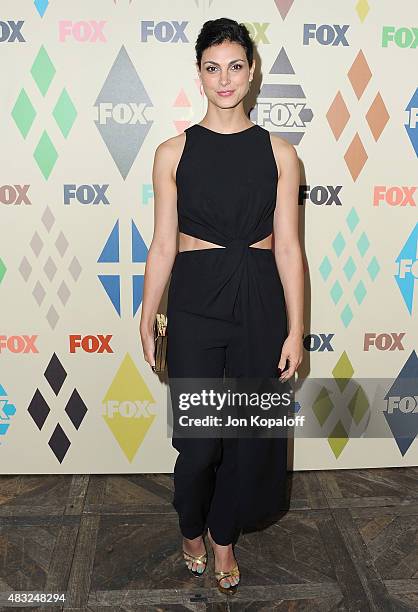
[53,88,77,138]
[346,207,359,232]
[330,280,343,304]
[367,256,380,280]
[354,280,366,304]
[0,258,6,284]
[12,89,37,138]
[343,256,356,281]
[341,304,353,327]
[31,45,56,96]
[319,256,332,281]
[357,231,370,256]
[332,232,346,257]
[34,131,58,179]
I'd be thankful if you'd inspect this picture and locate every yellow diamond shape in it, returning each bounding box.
[347,385,369,425]
[103,353,156,462]
[328,420,349,458]
[332,351,354,392]
[312,387,333,426]
[356,0,370,23]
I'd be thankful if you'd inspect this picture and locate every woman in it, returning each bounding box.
[140,18,304,594]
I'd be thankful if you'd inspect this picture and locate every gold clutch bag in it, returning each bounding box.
[153,313,168,372]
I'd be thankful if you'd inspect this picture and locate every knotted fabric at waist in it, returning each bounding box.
[172,231,275,323]
[225,238,253,249]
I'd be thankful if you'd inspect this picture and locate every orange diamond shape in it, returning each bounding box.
[348,50,372,100]
[344,133,368,181]
[366,92,389,141]
[326,91,350,140]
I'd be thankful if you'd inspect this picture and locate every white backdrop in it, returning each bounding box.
[0,0,417,472]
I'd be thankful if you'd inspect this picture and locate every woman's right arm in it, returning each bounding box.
[139,138,180,370]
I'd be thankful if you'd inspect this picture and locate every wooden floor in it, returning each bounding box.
[0,467,417,611]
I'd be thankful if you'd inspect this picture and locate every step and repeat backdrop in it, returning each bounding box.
[0,0,417,473]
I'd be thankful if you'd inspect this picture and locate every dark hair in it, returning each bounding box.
[195,18,254,70]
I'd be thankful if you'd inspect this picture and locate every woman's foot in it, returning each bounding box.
[182,534,207,575]
[207,527,240,591]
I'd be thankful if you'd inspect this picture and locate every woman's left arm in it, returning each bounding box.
[271,137,304,382]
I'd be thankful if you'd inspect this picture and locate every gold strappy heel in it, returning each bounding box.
[182,547,208,577]
[215,562,240,594]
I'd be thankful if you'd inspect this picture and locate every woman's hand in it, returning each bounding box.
[277,332,304,382]
[140,324,156,372]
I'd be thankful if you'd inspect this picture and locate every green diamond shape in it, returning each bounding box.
[319,256,332,281]
[12,88,37,138]
[0,258,6,284]
[31,45,56,96]
[328,420,348,458]
[346,207,359,232]
[348,386,369,425]
[357,232,370,256]
[354,280,366,304]
[34,131,58,179]
[343,256,356,281]
[367,256,380,280]
[341,304,353,327]
[53,88,77,138]
[332,351,354,391]
[332,232,346,257]
[330,280,343,304]
[312,387,333,426]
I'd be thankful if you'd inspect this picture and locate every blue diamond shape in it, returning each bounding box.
[34,0,49,18]
[383,351,418,456]
[404,89,418,157]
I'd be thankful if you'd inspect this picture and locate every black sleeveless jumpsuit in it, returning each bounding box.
[166,123,289,545]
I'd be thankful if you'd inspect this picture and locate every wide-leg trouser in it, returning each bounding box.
[166,249,289,546]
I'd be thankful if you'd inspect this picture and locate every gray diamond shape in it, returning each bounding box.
[94,45,153,179]
[42,206,55,233]
[55,231,69,257]
[57,281,70,305]
[33,281,46,305]
[30,232,43,257]
[19,257,32,281]
[46,305,59,329]
[69,257,81,281]
[25,206,82,323]
[44,256,57,281]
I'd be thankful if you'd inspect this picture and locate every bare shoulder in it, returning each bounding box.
[154,131,186,181]
[268,132,299,174]
[155,131,186,155]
